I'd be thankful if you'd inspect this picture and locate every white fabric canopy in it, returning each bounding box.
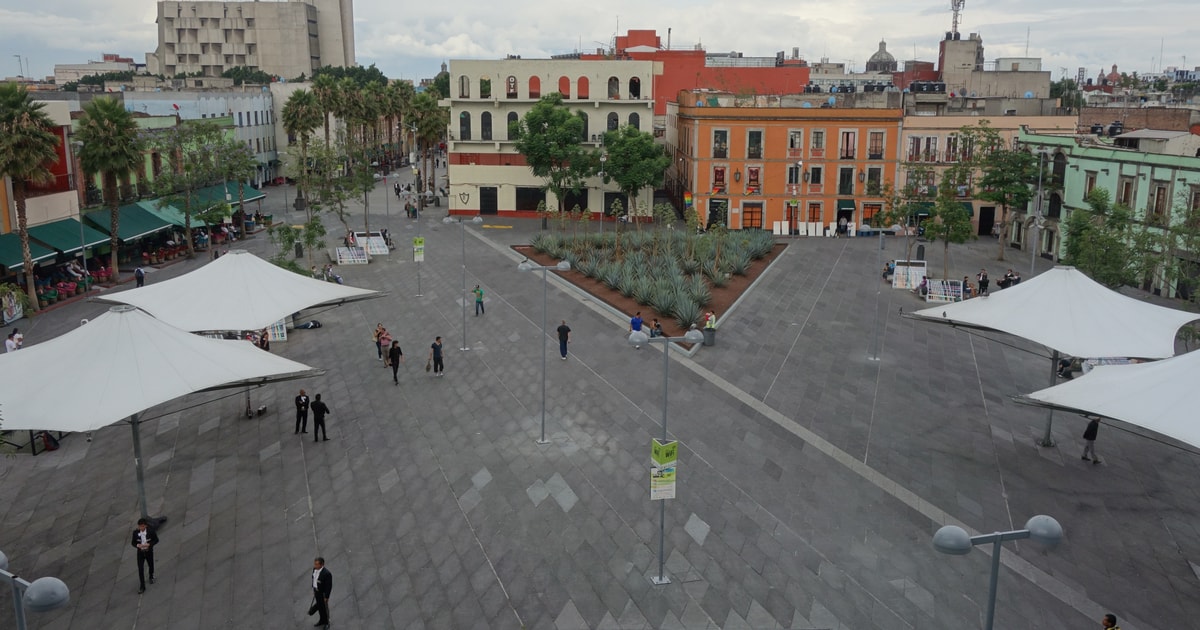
[0,305,321,432]
[1017,350,1200,450]
[101,250,381,332]
[911,266,1198,359]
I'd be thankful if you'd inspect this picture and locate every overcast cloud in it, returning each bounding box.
[2,1,1197,83]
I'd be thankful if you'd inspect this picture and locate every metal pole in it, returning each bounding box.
[869,229,884,361]
[537,267,549,444]
[1031,151,1044,276]
[129,413,149,521]
[10,577,28,630]
[653,337,670,584]
[1038,350,1059,447]
[984,537,1003,630]
[460,221,469,351]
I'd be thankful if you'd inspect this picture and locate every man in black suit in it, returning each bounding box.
[311,394,330,442]
[131,518,159,594]
[295,389,310,434]
[311,557,333,627]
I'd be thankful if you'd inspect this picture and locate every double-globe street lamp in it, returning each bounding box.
[443,215,484,352]
[0,550,71,630]
[627,325,705,585]
[516,259,571,444]
[933,515,1063,630]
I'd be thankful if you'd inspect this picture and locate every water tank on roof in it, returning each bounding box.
[812,85,822,93]
[1090,124,1104,135]
[828,96,837,106]
[935,83,946,93]
[802,102,812,108]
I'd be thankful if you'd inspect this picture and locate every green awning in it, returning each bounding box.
[137,200,189,228]
[0,232,57,270]
[912,201,933,217]
[193,184,266,209]
[84,204,172,242]
[836,200,856,211]
[27,218,109,255]
[960,201,974,217]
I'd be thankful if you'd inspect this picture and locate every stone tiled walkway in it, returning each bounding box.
[1,180,1198,629]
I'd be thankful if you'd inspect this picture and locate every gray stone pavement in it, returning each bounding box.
[2,179,1199,629]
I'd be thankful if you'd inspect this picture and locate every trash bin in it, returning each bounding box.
[916,244,925,261]
[294,242,304,258]
[702,328,716,346]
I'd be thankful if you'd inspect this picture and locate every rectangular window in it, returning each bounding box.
[838,167,855,196]
[787,164,801,185]
[1152,184,1169,220]
[743,202,764,229]
[746,166,761,194]
[712,167,726,193]
[237,112,243,127]
[811,130,825,153]
[961,136,976,161]
[945,135,959,162]
[713,130,728,159]
[923,137,938,162]
[908,137,922,162]
[747,130,763,159]
[1085,172,1097,196]
[787,130,803,159]
[868,131,884,160]
[840,131,856,159]
[809,166,823,186]
[807,202,822,223]
[863,203,883,226]
[1119,179,1135,206]
[866,167,882,195]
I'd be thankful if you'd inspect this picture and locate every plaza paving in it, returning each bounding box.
[2,175,1199,629]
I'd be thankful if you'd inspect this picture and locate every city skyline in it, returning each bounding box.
[1,0,1197,83]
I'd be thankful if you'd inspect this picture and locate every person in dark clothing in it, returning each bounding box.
[131,518,159,594]
[388,340,404,384]
[556,320,571,359]
[429,336,444,376]
[977,268,990,295]
[295,389,309,434]
[1082,415,1101,464]
[311,394,330,441]
[134,266,146,288]
[310,557,333,628]
[1102,613,1120,629]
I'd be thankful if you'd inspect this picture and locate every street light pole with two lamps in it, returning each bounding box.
[516,258,572,444]
[0,549,71,630]
[443,215,483,351]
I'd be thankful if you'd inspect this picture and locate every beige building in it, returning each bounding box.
[146,0,355,80]
[445,59,656,217]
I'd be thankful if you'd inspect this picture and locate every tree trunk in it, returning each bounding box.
[107,172,121,279]
[943,240,950,280]
[184,196,195,258]
[323,115,330,148]
[13,181,39,310]
[996,205,1008,261]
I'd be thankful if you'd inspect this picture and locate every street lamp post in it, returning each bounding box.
[71,141,91,297]
[1030,147,1052,276]
[0,550,71,630]
[626,325,705,585]
[933,515,1063,630]
[598,154,608,235]
[516,258,572,444]
[444,215,483,351]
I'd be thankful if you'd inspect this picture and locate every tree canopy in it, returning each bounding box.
[312,64,389,88]
[513,94,593,212]
[602,125,670,215]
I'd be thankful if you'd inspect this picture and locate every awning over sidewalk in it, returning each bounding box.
[836,200,856,212]
[0,233,57,270]
[27,218,109,255]
[193,184,266,210]
[136,200,189,228]
[84,204,173,242]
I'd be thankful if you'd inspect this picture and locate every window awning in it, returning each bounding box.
[137,200,189,228]
[27,218,109,255]
[960,201,974,217]
[911,201,933,217]
[836,200,856,211]
[84,204,173,242]
[193,184,266,209]
[0,232,57,270]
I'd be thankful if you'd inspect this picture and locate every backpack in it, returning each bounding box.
[135,268,145,279]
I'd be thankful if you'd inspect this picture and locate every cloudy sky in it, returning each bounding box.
[2,0,1197,83]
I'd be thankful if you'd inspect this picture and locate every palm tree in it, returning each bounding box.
[408,92,448,210]
[394,81,416,158]
[281,89,321,215]
[312,74,339,147]
[76,97,144,278]
[0,83,61,308]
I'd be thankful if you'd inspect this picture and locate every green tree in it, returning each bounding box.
[0,83,61,307]
[312,74,340,147]
[432,70,450,99]
[215,137,259,232]
[1063,188,1137,288]
[602,125,670,221]
[281,89,322,211]
[221,66,274,86]
[312,64,389,88]
[975,128,1038,261]
[925,175,977,279]
[408,92,447,211]
[76,96,144,277]
[513,94,592,213]
[147,120,227,257]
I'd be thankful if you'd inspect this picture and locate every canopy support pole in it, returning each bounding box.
[244,386,252,418]
[1037,350,1059,447]
[130,413,167,529]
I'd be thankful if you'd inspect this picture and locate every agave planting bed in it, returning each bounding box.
[515,228,784,337]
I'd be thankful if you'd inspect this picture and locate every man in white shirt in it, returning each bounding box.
[5,331,18,353]
[310,557,332,627]
[130,518,159,594]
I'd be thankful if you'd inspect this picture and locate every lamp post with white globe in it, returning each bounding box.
[0,549,71,629]
[443,215,483,351]
[516,258,571,443]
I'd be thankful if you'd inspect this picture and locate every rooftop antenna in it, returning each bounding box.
[951,0,965,36]
[1024,27,1030,56]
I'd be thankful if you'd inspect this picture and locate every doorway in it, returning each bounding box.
[977,206,995,236]
[479,187,498,215]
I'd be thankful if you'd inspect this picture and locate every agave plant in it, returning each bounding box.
[727,250,754,276]
[704,261,728,287]
[680,257,702,275]
[673,298,703,330]
[530,232,555,254]
[687,275,712,306]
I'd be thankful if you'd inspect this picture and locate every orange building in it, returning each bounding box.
[673,90,903,234]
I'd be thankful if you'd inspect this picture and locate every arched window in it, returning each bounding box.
[459,111,472,141]
[480,77,491,99]
[629,77,641,99]
[459,75,471,98]
[505,76,518,99]
[607,112,619,131]
[607,76,620,99]
[506,112,519,139]
[578,112,589,141]
[529,76,541,99]
[481,112,493,141]
[558,76,571,98]
[1052,152,1067,188]
[629,113,640,130]
[1048,192,1062,219]
[577,76,590,99]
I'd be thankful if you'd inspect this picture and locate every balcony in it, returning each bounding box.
[747,146,763,160]
[787,148,803,159]
[713,144,728,159]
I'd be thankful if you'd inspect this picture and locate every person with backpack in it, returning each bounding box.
[134,266,146,288]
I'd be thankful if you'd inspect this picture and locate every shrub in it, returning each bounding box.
[530,233,556,254]
[728,250,753,276]
[681,257,701,275]
[673,298,703,330]
[687,275,712,306]
[704,262,728,287]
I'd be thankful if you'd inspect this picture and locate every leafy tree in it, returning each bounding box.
[221,66,274,86]
[76,71,136,87]
[925,192,976,279]
[312,64,389,88]
[214,137,259,231]
[281,89,322,211]
[513,94,592,213]
[432,70,450,99]
[76,96,144,276]
[312,74,340,147]
[1050,78,1083,109]
[975,127,1038,261]
[408,92,446,211]
[0,83,61,306]
[147,120,227,257]
[1063,188,1136,288]
[602,125,670,221]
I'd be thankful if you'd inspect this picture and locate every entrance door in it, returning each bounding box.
[479,187,498,215]
[977,206,995,236]
[786,202,800,235]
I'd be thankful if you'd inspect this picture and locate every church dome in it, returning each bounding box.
[866,40,897,72]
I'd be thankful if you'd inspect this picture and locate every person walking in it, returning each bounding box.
[1101,613,1120,629]
[379,329,393,368]
[429,336,444,376]
[473,284,485,316]
[294,389,310,434]
[131,518,159,594]
[5,331,18,353]
[629,311,644,349]
[388,340,405,384]
[134,266,146,288]
[1081,415,1102,464]
[372,323,385,361]
[556,320,571,360]
[977,268,990,295]
[309,557,333,628]
[311,394,330,441]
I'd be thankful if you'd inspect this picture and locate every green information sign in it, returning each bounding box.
[413,236,425,263]
[650,438,677,501]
